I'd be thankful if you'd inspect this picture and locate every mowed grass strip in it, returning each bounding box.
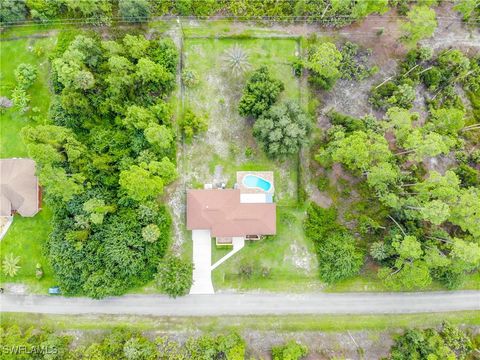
[2,311,479,332]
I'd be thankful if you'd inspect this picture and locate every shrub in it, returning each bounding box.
[305,42,342,90]
[272,340,308,360]
[35,263,44,279]
[317,177,329,191]
[179,108,208,141]
[238,66,284,119]
[370,241,390,261]
[222,44,251,77]
[141,224,161,243]
[181,68,199,87]
[253,100,310,158]
[305,204,364,284]
[401,5,437,48]
[2,253,21,277]
[156,256,193,297]
[11,88,30,112]
[339,42,377,81]
[14,63,38,90]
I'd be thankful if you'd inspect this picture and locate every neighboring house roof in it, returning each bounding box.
[0,159,39,217]
[187,189,276,237]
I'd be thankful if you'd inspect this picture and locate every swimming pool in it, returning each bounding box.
[243,174,272,192]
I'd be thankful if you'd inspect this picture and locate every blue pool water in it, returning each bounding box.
[243,175,272,192]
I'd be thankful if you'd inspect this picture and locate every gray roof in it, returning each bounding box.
[0,159,39,217]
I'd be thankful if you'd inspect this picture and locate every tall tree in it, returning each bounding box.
[253,101,310,158]
[401,5,437,47]
[305,42,342,90]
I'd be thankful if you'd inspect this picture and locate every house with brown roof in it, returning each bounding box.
[187,171,276,244]
[0,159,40,217]
[187,171,276,294]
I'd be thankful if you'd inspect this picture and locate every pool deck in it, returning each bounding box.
[236,171,274,194]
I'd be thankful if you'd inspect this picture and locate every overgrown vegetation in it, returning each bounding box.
[1,0,392,27]
[305,204,364,284]
[315,47,480,291]
[387,321,474,360]
[1,322,478,359]
[21,33,178,298]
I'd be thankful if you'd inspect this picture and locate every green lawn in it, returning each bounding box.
[0,37,56,157]
[212,206,323,291]
[0,37,57,294]
[0,206,55,292]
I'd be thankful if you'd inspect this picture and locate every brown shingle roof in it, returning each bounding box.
[187,189,276,237]
[0,159,39,217]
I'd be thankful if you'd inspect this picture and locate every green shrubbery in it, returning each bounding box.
[179,108,208,142]
[387,322,473,360]
[1,0,393,27]
[156,255,193,298]
[272,340,308,360]
[2,322,478,359]
[304,203,364,284]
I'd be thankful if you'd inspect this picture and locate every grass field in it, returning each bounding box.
[0,37,57,294]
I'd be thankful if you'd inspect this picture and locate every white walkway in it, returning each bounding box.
[189,230,214,294]
[211,237,245,270]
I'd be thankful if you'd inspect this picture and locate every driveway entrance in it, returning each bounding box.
[189,229,214,294]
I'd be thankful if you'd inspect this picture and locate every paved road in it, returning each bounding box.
[1,291,479,316]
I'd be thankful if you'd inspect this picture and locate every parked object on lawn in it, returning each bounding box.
[48,287,61,295]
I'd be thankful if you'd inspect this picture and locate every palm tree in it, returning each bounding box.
[2,253,21,277]
[222,44,251,77]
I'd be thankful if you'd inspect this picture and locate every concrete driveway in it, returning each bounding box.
[189,229,214,294]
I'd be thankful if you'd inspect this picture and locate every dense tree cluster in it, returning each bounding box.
[22,33,178,298]
[386,322,474,360]
[316,47,480,290]
[0,325,247,360]
[238,66,309,159]
[370,48,479,114]
[1,0,393,27]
